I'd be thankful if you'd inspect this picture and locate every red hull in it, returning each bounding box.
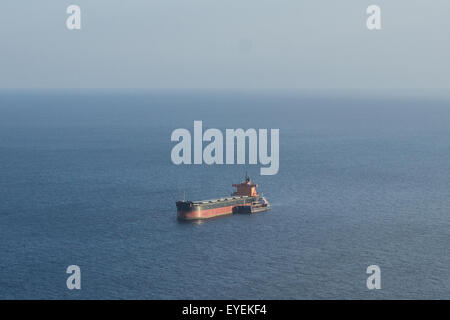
[178,202,256,220]
[178,205,237,220]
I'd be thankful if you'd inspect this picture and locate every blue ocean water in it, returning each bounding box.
[0,91,449,299]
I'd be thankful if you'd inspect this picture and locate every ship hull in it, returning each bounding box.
[177,196,256,220]
[233,204,271,214]
[177,205,235,220]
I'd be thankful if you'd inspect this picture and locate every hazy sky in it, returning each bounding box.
[1,1,449,96]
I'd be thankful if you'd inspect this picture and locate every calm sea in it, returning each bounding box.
[0,91,449,299]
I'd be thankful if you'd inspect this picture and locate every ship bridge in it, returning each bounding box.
[232,173,259,197]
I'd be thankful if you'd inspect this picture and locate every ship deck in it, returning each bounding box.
[191,195,253,205]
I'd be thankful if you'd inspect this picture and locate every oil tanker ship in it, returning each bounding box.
[176,174,270,220]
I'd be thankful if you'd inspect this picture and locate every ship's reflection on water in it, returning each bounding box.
[176,217,206,225]
[176,215,231,225]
